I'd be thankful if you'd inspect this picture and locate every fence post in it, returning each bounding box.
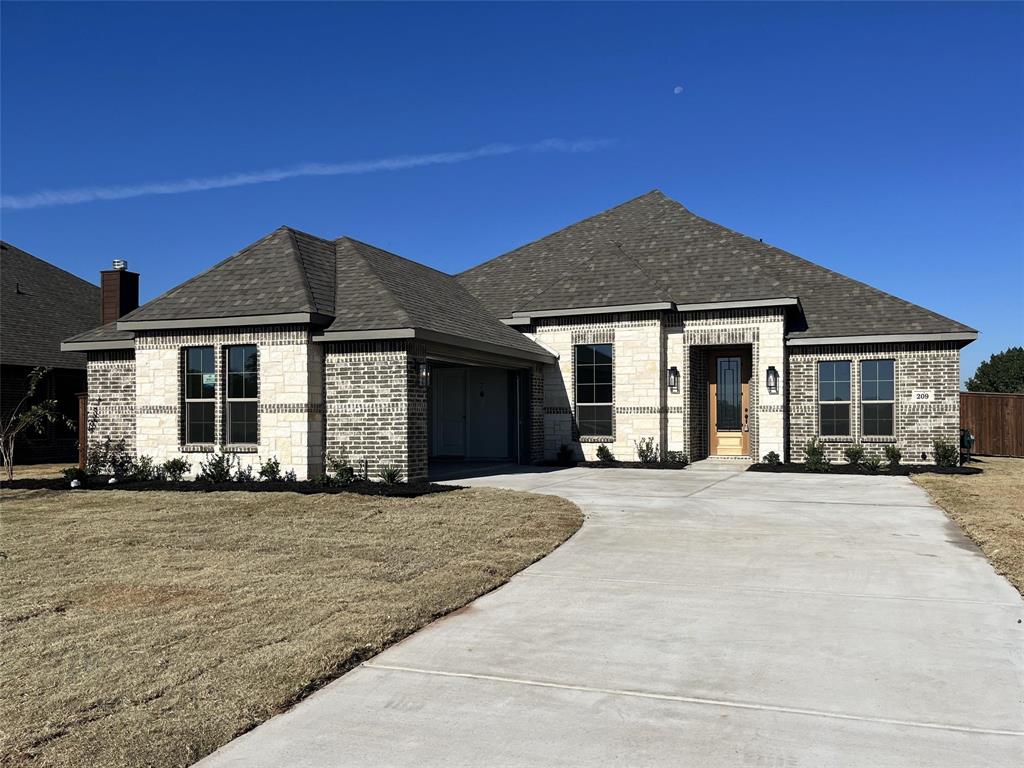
[77,392,88,469]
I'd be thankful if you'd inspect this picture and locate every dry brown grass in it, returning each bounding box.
[0,486,582,767]
[914,457,1024,594]
[1,463,68,480]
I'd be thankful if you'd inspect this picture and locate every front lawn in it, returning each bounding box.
[913,456,1024,595]
[0,487,582,767]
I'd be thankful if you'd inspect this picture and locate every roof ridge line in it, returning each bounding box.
[1,241,100,290]
[334,238,413,327]
[338,236,458,279]
[284,228,322,314]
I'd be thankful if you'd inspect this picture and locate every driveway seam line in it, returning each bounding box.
[362,663,1024,738]
[520,572,1023,608]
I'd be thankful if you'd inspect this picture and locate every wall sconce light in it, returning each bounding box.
[418,362,431,388]
[667,366,680,390]
[766,365,779,395]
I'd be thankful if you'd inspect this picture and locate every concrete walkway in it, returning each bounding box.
[197,467,1024,767]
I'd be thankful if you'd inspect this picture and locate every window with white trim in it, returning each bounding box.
[575,343,613,437]
[183,346,216,444]
[861,359,894,436]
[818,360,850,436]
[225,345,258,444]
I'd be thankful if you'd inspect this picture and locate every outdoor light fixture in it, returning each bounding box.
[766,365,780,394]
[667,366,680,390]
[418,362,431,388]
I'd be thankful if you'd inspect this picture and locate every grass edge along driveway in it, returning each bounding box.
[0,486,583,768]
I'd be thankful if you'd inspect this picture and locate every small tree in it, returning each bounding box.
[0,367,73,481]
[965,347,1024,393]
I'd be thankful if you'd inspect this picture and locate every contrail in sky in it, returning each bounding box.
[1,138,614,210]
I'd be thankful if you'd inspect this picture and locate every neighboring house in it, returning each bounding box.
[1,242,105,462]
[62,191,976,479]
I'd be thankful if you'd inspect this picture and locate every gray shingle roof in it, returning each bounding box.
[458,191,976,339]
[2,242,100,369]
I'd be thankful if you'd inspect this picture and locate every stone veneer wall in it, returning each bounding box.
[530,308,786,462]
[86,350,137,453]
[323,340,429,482]
[787,341,961,463]
[133,325,323,479]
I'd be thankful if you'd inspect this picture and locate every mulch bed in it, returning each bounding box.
[747,463,982,476]
[573,460,690,470]
[0,477,460,497]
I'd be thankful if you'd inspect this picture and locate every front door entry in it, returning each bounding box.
[709,349,751,457]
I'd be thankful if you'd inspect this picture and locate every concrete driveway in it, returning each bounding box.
[198,467,1024,767]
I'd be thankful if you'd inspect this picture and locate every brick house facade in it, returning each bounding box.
[64,191,976,479]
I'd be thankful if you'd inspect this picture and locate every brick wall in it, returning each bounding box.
[86,350,136,453]
[132,325,323,479]
[324,340,428,482]
[788,342,961,463]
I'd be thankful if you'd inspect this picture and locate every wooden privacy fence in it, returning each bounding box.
[960,392,1024,458]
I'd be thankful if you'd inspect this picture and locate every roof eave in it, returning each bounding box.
[786,331,979,347]
[61,339,135,352]
[311,327,555,364]
[117,312,332,331]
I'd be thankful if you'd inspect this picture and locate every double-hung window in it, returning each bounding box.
[184,347,216,444]
[861,360,894,437]
[575,343,613,437]
[226,345,258,444]
[818,361,851,436]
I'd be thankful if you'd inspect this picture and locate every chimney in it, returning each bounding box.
[100,259,139,325]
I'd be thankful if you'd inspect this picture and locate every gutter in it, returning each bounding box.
[786,331,979,346]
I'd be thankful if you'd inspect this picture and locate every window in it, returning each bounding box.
[184,347,216,444]
[862,359,894,436]
[818,360,850,436]
[575,343,613,437]
[226,345,258,444]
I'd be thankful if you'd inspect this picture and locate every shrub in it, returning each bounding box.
[665,451,689,467]
[883,445,902,469]
[131,455,160,481]
[802,436,831,473]
[863,456,882,474]
[235,464,255,483]
[595,444,615,464]
[161,457,191,481]
[325,455,355,485]
[283,469,297,482]
[62,466,90,484]
[377,465,403,485]
[258,455,283,482]
[86,437,133,477]
[197,450,237,483]
[762,451,782,466]
[556,444,575,467]
[933,440,959,467]
[635,437,659,464]
[843,444,865,467]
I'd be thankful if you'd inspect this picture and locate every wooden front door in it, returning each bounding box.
[709,349,751,457]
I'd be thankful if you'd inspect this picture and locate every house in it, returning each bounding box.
[61,191,976,479]
[1,243,111,462]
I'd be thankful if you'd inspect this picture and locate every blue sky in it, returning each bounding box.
[2,1,1021,382]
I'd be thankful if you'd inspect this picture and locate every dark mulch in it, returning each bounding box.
[573,460,690,470]
[0,477,460,497]
[748,463,982,476]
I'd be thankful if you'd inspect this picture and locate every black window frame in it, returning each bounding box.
[183,346,216,445]
[861,359,895,437]
[818,360,851,437]
[225,344,259,445]
[574,343,613,438]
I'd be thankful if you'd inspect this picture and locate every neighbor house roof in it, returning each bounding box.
[63,229,552,362]
[2,242,100,369]
[458,190,976,342]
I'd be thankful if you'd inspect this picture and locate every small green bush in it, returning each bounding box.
[802,436,831,473]
[283,469,297,482]
[377,465,403,485]
[843,444,865,467]
[197,450,236,483]
[665,451,689,467]
[863,456,882,474]
[325,455,355,485]
[258,455,282,482]
[235,464,255,483]
[635,437,659,464]
[86,437,134,477]
[762,451,782,466]
[161,458,190,481]
[595,444,615,464]
[556,444,575,467]
[883,445,902,469]
[933,440,959,467]
[62,466,90,484]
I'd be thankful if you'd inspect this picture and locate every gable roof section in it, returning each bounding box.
[458,191,976,341]
[2,242,100,369]
[117,227,335,328]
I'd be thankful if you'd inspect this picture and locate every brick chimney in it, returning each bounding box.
[100,259,139,325]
